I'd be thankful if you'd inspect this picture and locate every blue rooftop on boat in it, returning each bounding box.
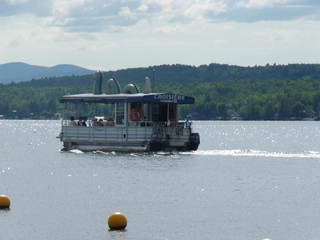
[59,93,195,104]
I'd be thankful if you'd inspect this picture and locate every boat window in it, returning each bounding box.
[169,104,176,121]
[152,104,159,122]
[115,103,125,125]
[143,103,148,121]
[131,102,141,109]
[158,104,168,122]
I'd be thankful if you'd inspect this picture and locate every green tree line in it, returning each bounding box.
[1,63,320,120]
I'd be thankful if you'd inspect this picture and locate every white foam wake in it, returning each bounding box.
[181,149,320,158]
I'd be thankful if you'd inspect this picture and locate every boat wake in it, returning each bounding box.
[62,148,320,159]
[181,149,320,158]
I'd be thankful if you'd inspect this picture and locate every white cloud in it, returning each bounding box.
[46,17,75,26]
[1,0,320,70]
[4,0,29,4]
[51,0,94,21]
[184,0,227,19]
[1,0,320,31]
[118,6,136,19]
[235,0,292,9]
[213,39,226,44]
[255,28,300,42]
[155,25,185,34]
[137,4,148,11]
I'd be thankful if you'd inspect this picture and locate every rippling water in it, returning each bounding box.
[1,120,320,240]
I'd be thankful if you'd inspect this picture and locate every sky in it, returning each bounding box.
[1,0,320,71]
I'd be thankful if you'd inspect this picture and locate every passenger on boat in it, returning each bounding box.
[68,116,77,126]
[99,119,105,126]
[77,116,83,126]
[106,117,115,126]
[82,117,88,126]
[92,118,103,126]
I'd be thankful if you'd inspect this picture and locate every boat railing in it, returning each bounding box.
[61,120,154,142]
[151,121,192,142]
[60,120,192,142]
[61,119,155,127]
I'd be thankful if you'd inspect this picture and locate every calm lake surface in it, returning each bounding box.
[1,120,320,240]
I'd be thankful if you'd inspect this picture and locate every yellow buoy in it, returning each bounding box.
[108,212,127,230]
[0,195,10,209]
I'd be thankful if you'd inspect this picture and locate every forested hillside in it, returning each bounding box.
[1,63,320,120]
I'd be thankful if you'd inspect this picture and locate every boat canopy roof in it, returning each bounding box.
[59,93,195,104]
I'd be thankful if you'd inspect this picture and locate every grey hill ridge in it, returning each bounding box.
[0,62,95,84]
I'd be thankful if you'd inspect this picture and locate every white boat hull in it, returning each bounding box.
[63,142,148,152]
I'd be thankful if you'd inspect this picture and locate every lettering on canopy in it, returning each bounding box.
[154,94,185,103]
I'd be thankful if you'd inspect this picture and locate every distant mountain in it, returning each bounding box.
[0,62,95,84]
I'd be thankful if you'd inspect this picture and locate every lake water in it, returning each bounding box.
[1,120,320,240]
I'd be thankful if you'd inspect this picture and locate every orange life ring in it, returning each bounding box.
[130,108,144,122]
